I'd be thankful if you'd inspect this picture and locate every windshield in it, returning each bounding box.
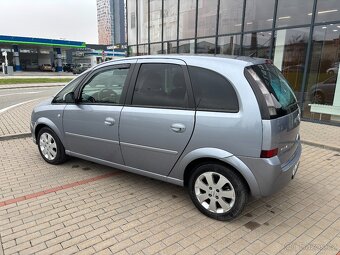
[251,64,298,115]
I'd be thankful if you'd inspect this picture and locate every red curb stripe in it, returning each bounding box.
[0,172,121,208]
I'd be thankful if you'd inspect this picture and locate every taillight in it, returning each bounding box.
[260,148,278,158]
[246,68,278,117]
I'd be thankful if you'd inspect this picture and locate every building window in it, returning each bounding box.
[164,0,178,41]
[242,31,272,59]
[197,0,218,38]
[276,0,314,28]
[315,0,340,24]
[304,24,340,121]
[218,0,243,35]
[196,37,216,54]
[150,0,162,42]
[271,27,310,101]
[138,0,149,44]
[127,0,137,45]
[244,0,275,32]
[217,35,241,55]
[179,0,196,39]
[178,40,195,53]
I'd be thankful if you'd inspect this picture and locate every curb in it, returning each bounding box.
[0,133,31,141]
[0,84,65,90]
[301,140,340,153]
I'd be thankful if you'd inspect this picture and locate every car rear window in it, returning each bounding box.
[251,64,298,115]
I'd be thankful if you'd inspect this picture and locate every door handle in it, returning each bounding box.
[171,123,186,133]
[104,117,115,126]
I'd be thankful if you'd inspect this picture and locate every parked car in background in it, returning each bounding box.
[40,64,54,72]
[326,62,339,75]
[72,63,91,74]
[309,75,337,104]
[63,64,73,72]
[31,56,301,221]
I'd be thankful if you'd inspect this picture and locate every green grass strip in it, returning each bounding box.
[0,78,72,85]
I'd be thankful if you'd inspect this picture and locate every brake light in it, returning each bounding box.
[261,148,278,158]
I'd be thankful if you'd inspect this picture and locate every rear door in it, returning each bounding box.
[248,64,300,163]
[63,61,134,163]
[119,59,195,176]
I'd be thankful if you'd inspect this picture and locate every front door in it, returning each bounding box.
[63,63,133,164]
[119,60,195,176]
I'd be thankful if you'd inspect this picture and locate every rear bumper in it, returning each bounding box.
[238,142,301,197]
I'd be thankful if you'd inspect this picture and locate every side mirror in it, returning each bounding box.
[63,92,76,103]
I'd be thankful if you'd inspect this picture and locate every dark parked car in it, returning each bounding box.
[63,64,73,72]
[309,76,337,104]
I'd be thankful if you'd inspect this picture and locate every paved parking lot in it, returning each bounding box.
[0,137,339,255]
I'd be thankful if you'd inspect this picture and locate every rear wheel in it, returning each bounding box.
[37,127,66,165]
[312,92,324,104]
[188,163,248,221]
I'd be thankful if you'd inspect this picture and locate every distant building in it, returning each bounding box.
[97,0,126,45]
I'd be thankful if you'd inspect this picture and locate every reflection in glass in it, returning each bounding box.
[150,0,162,42]
[164,41,178,54]
[242,31,271,58]
[150,43,162,54]
[138,0,149,44]
[179,0,196,39]
[217,35,241,55]
[272,28,309,96]
[178,40,195,53]
[315,0,340,23]
[138,44,149,55]
[304,24,340,121]
[219,0,243,35]
[197,37,216,54]
[127,0,137,45]
[276,0,313,28]
[197,0,218,38]
[164,0,178,41]
[244,0,275,32]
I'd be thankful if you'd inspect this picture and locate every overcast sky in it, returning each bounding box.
[0,0,98,44]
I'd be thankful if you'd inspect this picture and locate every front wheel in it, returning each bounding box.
[188,163,248,221]
[37,127,67,165]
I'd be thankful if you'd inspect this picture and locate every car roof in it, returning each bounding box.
[96,54,268,68]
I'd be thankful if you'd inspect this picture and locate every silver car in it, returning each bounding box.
[31,56,301,221]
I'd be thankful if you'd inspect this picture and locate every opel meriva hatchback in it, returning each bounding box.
[31,56,301,220]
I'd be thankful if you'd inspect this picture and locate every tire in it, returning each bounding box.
[37,127,67,165]
[188,163,248,221]
[328,70,334,75]
[312,92,324,104]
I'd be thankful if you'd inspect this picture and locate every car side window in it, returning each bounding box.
[132,63,189,108]
[53,74,84,103]
[188,66,239,112]
[81,67,129,104]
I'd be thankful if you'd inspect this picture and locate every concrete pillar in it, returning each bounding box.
[12,45,21,71]
[273,30,287,71]
[54,48,62,72]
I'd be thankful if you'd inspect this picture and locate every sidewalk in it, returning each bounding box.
[1,98,340,150]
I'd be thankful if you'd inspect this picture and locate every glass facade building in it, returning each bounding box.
[126,0,340,124]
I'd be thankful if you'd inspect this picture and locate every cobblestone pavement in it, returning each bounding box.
[0,138,339,255]
[300,121,340,150]
[0,99,46,137]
